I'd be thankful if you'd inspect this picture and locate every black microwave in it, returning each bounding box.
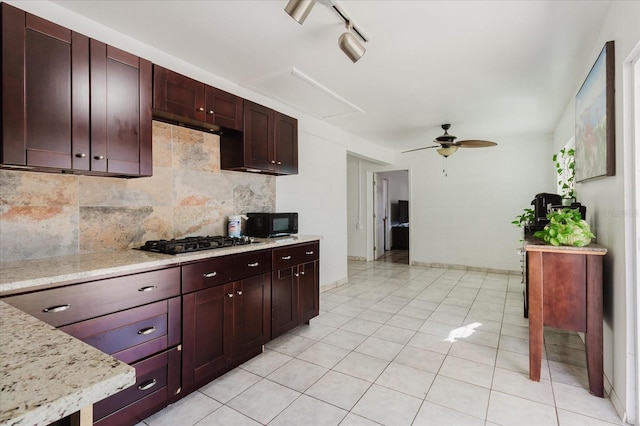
[246,213,298,238]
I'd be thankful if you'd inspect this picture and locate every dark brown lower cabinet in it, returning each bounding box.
[182,273,271,395]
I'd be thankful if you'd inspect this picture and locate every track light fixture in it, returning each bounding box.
[338,21,366,63]
[284,0,317,24]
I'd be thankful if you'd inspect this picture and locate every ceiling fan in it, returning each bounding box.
[402,124,497,157]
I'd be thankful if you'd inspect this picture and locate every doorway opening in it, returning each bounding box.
[373,170,409,264]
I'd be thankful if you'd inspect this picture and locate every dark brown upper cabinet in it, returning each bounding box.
[0,3,152,177]
[153,65,243,132]
[220,100,298,175]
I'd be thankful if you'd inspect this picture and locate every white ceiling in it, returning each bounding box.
[52,0,612,152]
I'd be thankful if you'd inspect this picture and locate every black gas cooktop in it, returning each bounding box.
[140,235,253,255]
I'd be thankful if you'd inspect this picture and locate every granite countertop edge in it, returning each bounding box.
[0,301,136,426]
[0,235,322,295]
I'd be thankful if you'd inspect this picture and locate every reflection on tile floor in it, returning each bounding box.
[140,260,624,426]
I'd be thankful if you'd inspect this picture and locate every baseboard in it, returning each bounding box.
[320,276,349,293]
[409,261,520,276]
[347,255,366,261]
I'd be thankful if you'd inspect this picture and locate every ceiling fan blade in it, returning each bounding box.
[401,145,440,153]
[455,140,498,148]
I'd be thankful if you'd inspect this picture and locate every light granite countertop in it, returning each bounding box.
[0,301,136,426]
[0,235,321,295]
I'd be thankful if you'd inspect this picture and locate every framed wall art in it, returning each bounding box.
[575,40,615,182]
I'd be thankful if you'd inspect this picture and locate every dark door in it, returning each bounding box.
[182,284,233,392]
[299,261,319,323]
[244,101,274,171]
[205,86,243,131]
[271,267,298,339]
[91,41,152,176]
[153,66,205,122]
[275,112,298,175]
[233,273,271,359]
[1,4,90,169]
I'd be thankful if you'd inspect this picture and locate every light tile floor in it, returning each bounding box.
[140,259,625,426]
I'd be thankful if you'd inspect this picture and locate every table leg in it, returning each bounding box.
[586,255,604,397]
[528,251,543,382]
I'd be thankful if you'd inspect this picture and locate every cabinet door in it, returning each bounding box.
[271,267,298,339]
[153,65,205,122]
[91,41,152,176]
[275,112,298,175]
[244,100,275,171]
[182,284,233,392]
[233,273,271,361]
[1,4,90,170]
[205,86,243,131]
[299,261,319,324]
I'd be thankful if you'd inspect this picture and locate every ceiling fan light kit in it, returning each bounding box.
[284,0,367,63]
[402,124,498,158]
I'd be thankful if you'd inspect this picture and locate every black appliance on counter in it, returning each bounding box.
[530,193,586,232]
[246,212,298,238]
[140,235,253,255]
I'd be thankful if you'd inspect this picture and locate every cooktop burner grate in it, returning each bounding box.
[140,235,252,255]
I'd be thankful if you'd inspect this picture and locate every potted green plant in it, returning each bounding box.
[533,207,595,247]
[511,208,535,230]
[553,147,576,205]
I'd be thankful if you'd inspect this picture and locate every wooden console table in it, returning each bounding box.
[525,241,607,397]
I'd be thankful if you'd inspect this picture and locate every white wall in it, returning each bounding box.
[552,1,640,421]
[276,130,348,290]
[349,134,555,271]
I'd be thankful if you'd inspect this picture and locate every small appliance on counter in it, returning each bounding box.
[227,214,248,238]
[530,193,562,231]
[246,212,298,238]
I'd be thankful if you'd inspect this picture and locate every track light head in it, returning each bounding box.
[285,0,316,24]
[338,23,366,63]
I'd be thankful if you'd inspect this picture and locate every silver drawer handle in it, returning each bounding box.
[236,290,243,296]
[248,262,259,267]
[227,293,234,298]
[281,255,291,260]
[294,273,299,277]
[300,271,305,275]
[94,155,105,160]
[137,326,157,335]
[305,251,314,255]
[198,107,204,111]
[75,153,86,158]
[43,304,70,313]
[203,272,217,278]
[138,286,157,292]
[208,110,214,114]
[138,378,157,391]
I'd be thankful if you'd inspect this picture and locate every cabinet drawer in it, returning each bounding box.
[94,346,181,425]
[182,250,271,293]
[2,267,180,327]
[60,297,180,364]
[272,242,319,270]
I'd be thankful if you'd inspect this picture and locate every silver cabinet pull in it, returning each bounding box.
[94,155,105,160]
[306,251,314,255]
[248,262,259,267]
[203,272,217,278]
[300,271,305,275]
[281,255,291,260]
[237,290,243,296]
[208,110,214,114]
[138,378,157,391]
[138,286,157,292]
[227,293,234,298]
[271,160,276,164]
[43,304,70,313]
[277,161,282,165]
[294,273,299,277]
[75,153,86,158]
[137,326,156,335]
[198,107,204,111]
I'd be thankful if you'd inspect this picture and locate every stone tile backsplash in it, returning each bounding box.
[0,121,275,262]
